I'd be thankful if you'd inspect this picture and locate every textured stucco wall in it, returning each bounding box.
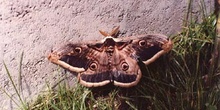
[0,0,214,109]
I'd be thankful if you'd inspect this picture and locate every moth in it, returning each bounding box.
[48,27,173,88]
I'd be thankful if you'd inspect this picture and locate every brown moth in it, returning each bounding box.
[48,27,173,88]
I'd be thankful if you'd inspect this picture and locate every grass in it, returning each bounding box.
[1,53,28,110]
[1,0,220,110]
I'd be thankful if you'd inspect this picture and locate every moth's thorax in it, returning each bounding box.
[103,37,116,53]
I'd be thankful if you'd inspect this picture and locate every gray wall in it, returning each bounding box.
[0,0,214,109]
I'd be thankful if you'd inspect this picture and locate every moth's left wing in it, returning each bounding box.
[48,43,92,73]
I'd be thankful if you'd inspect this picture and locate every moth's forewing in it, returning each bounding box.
[127,34,172,65]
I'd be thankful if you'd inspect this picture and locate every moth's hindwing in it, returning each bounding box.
[78,46,112,87]
[110,46,142,87]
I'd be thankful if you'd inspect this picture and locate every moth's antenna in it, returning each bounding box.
[109,26,120,37]
[99,30,109,37]
[99,26,120,38]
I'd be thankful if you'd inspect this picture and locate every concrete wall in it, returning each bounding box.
[0,0,214,109]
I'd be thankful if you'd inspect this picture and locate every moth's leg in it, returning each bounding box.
[143,39,173,65]
[48,53,85,73]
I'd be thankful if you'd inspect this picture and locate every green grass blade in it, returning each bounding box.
[3,62,27,110]
[18,51,24,94]
[0,86,20,107]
